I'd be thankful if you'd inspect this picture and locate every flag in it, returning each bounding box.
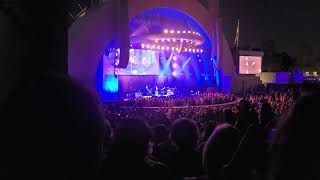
[233,19,240,48]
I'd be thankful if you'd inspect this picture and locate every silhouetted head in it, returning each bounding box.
[151,124,169,144]
[223,108,235,124]
[259,102,274,125]
[201,122,216,143]
[111,118,151,159]
[203,123,240,179]
[237,100,253,132]
[171,118,199,150]
[1,76,105,179]
[272,93,320,180]
[239,100,250,113]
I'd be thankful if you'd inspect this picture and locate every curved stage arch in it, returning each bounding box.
[68,0,235,100]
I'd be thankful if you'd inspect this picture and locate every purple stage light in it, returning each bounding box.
[172,63,178,68]
[172,71,177,76]
[173,56,177,61]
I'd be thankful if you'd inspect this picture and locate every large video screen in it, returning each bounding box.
[239,56,262,75]
[103,49,159,75]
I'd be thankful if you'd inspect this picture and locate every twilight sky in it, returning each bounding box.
[220,0,320,56]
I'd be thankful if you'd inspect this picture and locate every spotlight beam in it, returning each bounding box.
[182,57,192,69]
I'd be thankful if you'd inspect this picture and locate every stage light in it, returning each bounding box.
[157,46,160,49]
[193,32,195,34]
[173,56,177,61]
[193,49,196,52]
[168,39,171,42]
[197,54,200,57]
[141,44,145,48]
[173,39,176,42]
[152,45,156,49]
[172,63,178,68]
[177,31,181,34]
[199,59,202,62]
[175,47,179,51]
[188,31,191,34]
[184,48,188,52]
[189,49,192,52]
[172,71,177,76]
[146,44,150,48]
[172,47,175,51]
[166,46,170,50]
[200,49,203,53]
[164,29,168,33]
[161,39,165,42]
[161,46,165,50]
[197,49,200,53]
[183,31,186,33]
[130,49,134,52]
[132,70,138,74]
[180,39,183,42]
[155,40,159,43]
[170,30,175,34]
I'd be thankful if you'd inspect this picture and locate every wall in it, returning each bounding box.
[258,72,290,84]
[68,3,117,92]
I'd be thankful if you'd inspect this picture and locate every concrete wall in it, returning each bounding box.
[68,3,117,92]
[257,72,290,84]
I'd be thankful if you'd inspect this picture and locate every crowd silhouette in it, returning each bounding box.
[2,74,319,180]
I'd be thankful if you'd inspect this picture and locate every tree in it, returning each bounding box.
[262,40,276,56]
[280,52,295,72]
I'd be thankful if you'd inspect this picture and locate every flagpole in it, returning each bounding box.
[234,19,240,50]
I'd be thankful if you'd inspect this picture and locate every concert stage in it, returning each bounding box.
[68,0,236,102]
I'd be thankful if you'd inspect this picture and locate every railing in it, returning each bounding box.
[120,100,238,109]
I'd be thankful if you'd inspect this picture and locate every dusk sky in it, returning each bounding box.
[220,0,320,56]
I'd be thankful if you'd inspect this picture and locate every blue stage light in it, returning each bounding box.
[103,75,119,93]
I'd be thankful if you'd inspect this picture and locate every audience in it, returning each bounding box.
[100,118,172,180]
[270,93,320,180]
[1,76,105,180]
[2,70,318,180]
[169,118,203,179]
[203,123,241,180]
[100,88,298,180]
